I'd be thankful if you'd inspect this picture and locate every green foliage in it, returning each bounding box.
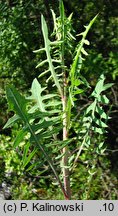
[4,84,61,173]
[2,0,117,199]
[0,3,37,86]
[67,15,98,127]
[72,74,113,167]
[34,15,63,96]
[0,134,49,200]
[71,154,118,200]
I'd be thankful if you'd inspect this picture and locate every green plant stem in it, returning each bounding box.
[62,95,71,199]
[61,45,71,200]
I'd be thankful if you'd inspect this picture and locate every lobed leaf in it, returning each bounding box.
[91,74,105,97]
[31,78,46,112]
[41,15,63,97]
[5,85,64,192]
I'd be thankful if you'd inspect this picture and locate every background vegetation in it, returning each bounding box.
[0,0,118,199]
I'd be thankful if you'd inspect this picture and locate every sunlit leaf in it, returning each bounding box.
[98,95,109,104]
[3,114,20,129]
[95,106,107,119]
[14,129,27,148]
[93,117,108,128]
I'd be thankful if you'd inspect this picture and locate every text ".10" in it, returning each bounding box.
[103,203,114,211]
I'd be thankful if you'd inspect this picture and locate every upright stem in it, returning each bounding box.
[59,0,71,199]
[61,54,71,199]
[62,91,71,199]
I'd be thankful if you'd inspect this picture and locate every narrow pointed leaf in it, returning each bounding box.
[36,59,48,68]
[23,148,38,168]
[81,47,88,56]
[98,95,109,104]
[103,83,114,91]
[95,106,107,119]
[93,118,108,128]
[6,85,28,120]
[22,142,30,162]
[14,129,27,148]
[3,114,20,129]
[33,48,45,53]
[38,69,50,78]
[42,94,57,100]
